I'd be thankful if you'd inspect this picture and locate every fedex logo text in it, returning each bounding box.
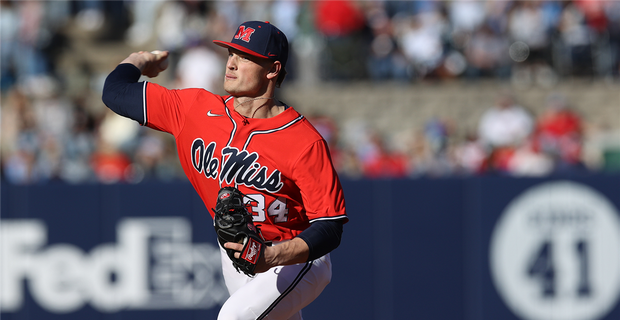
[0,218,227,313]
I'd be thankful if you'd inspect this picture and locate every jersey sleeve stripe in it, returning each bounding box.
[308,215,349,223]
[142,81,148,125]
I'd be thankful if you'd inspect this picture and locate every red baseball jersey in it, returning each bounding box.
[144,82,348,242]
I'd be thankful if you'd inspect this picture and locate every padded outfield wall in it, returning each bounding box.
[1,175,620,320]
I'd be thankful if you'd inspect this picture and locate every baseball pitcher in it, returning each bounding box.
[101,21,348,320]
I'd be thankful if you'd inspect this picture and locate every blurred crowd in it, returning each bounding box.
[310,90,602,179]
[1,0,619,185]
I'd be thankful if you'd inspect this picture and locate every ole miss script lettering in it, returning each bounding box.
[191,140,283,193]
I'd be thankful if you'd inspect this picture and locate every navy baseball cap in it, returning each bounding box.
[214,21,289,68]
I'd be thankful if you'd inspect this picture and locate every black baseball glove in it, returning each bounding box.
[213,186,266,276]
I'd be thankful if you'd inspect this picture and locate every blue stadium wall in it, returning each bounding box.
[2,174,620,320]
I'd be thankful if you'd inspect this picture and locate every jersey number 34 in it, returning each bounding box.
[244,194,289,223]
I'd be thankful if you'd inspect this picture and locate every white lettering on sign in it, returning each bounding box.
[490,181,620,320]
[0,217,228,313]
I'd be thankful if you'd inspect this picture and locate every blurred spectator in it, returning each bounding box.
[481,145,517,175]
[2,88,40,184]
[463,23,511,78]
[15,1,48,76]
[556,1,596,76]
[507,136,555,176]
[4,80,72,183]
[314,0,368,80]
[307,113,341,170]
[271,0,301,41]
[1,87,28,158]
[484,0,512,34]
[270,0,302,81]
[453,131,487,175]
[360,132,408,178]
[173,42,224,92]
[477,93,534,149]
[507,1,562,86]
[80,109,140,184]
[125,0,166,47]
[395,9,448,79]
[574,0,609,35]
[155,0,213,53]
[581,121,620,172]
[307,113,340,152]
[533,93,585,171]
[406,120,455,178]
[424,118,451,156]
[336,149,364,179]
[364,1,410,81]
[606,1,620,77]
[575,0,616,77]
[61,98,98,183]
[448,0,486,34]
[3,148,37,184]
[30,78,72,143]
[73,0,105,33]
[35,134,63,182]
[406,130,436,177]
[0,0,19,90]
[314,0,365,39]
[507,1,553,65]
[131,130,166,181]
[423,118,456,176]
[90,136,132,184]
[155,0,187,52]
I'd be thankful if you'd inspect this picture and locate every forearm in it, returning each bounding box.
[265,237,310,267]
[264,219,344,268]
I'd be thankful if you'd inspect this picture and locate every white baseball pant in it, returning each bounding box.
[217,242,332,320]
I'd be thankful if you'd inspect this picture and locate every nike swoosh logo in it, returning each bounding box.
[207,110,223,117]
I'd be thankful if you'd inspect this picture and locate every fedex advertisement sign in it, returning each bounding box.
[0,217,228,314]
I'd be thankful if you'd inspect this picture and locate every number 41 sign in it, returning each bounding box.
[490,181,620,320]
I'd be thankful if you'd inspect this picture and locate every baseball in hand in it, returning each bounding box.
[151,50,169,70]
